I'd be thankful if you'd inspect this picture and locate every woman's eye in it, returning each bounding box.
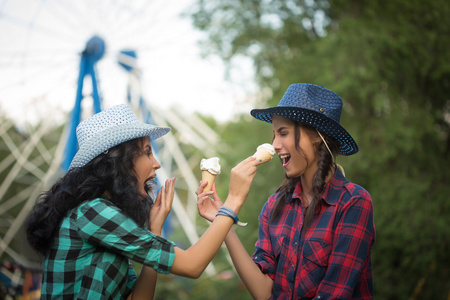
[146,150,152,156]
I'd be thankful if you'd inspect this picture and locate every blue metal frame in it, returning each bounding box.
[62,36,105,170]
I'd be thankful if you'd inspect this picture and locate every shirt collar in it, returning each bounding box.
[290,167,348,206]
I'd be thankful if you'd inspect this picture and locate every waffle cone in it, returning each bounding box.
[253,148,273,163]
[202,170,216,192]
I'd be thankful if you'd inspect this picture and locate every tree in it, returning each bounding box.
[189,0,450,299]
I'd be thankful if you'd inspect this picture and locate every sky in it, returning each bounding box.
[0,0,258,128]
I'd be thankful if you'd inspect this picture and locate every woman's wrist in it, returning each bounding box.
[223,196,243,214]
[216,206,248,227]
[149,226,162,236]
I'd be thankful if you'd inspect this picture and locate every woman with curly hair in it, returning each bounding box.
[27,104,260,299]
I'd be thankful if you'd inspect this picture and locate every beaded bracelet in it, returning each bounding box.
[216,206,248,227]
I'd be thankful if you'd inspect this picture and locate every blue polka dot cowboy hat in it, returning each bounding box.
[251,83,358,155]
[69,104,171,170]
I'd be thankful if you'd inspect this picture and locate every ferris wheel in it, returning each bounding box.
[0,0,229,288]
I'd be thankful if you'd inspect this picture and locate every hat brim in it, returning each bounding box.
[251,106,358,155]
[69,123,170,170]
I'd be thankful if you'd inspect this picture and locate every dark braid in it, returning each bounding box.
[303,138,334,228]
[270,122,339,229]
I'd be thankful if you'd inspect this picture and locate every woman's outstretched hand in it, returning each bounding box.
[196,157,260,222]
[196,182,223,222]
[225,156,260,213]
[149,177,175,235]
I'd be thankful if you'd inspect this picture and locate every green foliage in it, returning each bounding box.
[190,0,450,299]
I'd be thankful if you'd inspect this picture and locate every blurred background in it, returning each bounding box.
[0,0,449,299]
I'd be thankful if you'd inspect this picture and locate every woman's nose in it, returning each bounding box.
[152,157,161,170]
[272,137,281,151]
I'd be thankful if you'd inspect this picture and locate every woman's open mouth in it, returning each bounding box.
[145,177,156,186]
[280,154,291,167]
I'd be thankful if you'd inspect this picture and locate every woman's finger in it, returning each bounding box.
[197,194,206,206]
[154,187,162,206]
[165,177,175,208]
[243,156,261,169]
[231,158,259,179]
[196,181,214,197]
[160,181,169,210]
[234,156,259,172]
[159,186,165,207]
[196,181,209,195]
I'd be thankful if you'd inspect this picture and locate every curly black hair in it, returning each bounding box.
[26,137,155,255]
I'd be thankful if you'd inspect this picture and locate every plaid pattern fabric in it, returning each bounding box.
[41,198,175,299]
[252,170,375,299]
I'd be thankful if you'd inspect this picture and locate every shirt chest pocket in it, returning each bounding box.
[302,239,331,267]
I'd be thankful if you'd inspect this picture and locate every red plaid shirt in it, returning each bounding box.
[252,169,375,299]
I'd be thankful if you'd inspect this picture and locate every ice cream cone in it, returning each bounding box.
[253,148,273,163]
[202,170,216,192]
[252,143,275,163]
[200,157,221,191]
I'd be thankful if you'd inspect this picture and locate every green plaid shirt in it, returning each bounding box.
[41,198,175,299]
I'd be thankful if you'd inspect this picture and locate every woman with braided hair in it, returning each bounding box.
[196,83,375,299]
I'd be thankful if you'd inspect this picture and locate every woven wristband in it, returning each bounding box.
[216,206,248,227]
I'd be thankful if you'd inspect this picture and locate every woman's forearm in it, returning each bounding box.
[171,214,235,278]
[127,266,157,300]
[225,228,273,300]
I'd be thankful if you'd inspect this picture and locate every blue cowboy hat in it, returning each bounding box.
[250,83,358,155]
[69,104,171,169]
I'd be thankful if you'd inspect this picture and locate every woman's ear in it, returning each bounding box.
[312,132,323,148]
[313,133,323,143]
